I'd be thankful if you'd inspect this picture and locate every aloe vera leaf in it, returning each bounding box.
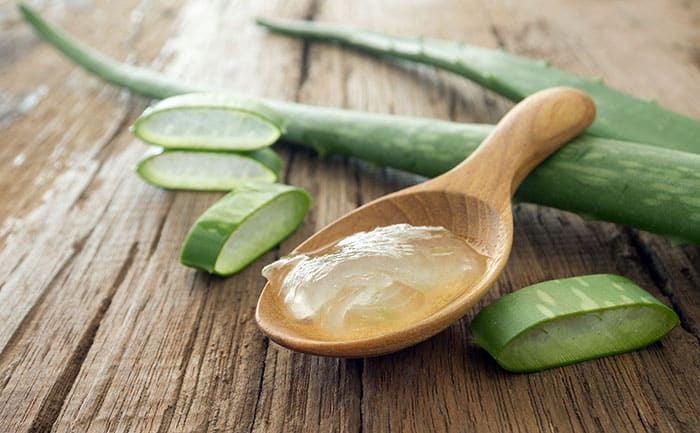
[136,148,279,191]
[256,17,700,155]
[18,4,700,244]
[18,4,205,99]
[285,105,700,244]
[180,183,311,276]
[133,93,287,151]
[469,274,679,373]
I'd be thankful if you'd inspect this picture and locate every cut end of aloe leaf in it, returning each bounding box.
[244,147,283,177]
[136,148,279,191]
[180,183,311,276]
[469,274,679,373]
[133,93,286,151]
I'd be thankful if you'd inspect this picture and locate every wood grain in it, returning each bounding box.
[0,0,698,432]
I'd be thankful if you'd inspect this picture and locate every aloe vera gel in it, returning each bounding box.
[262,224,488,340]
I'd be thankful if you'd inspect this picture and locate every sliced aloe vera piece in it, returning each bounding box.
[469,274,679,373]
[245,148,283,176]
[180,183,311,276]
[132,93,287,151]
[136,148,280,191]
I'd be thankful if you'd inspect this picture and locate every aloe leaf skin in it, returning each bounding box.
[469,274,680,373]
[18,4,205,99]
[18,4,700,245]
[256,17,700,155]
[180,183,311,276]
[244,148,283,176]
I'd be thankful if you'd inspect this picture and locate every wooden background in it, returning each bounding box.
[1,0,699,431]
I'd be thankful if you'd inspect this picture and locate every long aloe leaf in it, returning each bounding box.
[256,17,700,155]
[18,4,700,245]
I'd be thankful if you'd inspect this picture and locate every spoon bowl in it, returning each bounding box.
[257,87,596,357]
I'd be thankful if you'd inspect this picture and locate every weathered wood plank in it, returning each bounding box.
[0,0,697,432]
[0,1,172,431]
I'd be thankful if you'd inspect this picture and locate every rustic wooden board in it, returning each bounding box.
[0,0,698,432]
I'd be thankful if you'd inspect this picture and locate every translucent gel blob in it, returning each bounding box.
[262,224,488,340]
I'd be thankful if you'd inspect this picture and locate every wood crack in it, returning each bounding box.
[247,338,270,433]
[477,0,508,50]
[295,0,322,100]
[296,40,313,100]
[627,228,700,345]
[357,359,364,433]
[92,96,136,165]
[488,24,507,49]
[282,147,297,185]
[149,194,176,256]
[246,107,300,432]
[447,91,458,121]
[181,279,217,425]
[111,242,140,300]
[27,241,138,433]
[156,275,209,433]
[0,243,80,373]
[353,160,363,207]
[82,287,155,433]
[0,251,28,297]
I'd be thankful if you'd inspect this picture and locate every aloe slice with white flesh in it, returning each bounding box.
[136,148,281,191]
[469,274,679,373]
[132,93,287,151]
[180,183,311,276]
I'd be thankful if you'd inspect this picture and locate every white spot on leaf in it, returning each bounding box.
[536,304,555,318]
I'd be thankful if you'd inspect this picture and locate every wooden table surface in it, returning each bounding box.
[1,0,699,432]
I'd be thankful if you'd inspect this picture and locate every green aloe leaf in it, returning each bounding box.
[180,183,311,276]
[256,17,700,154]
[470,274,679,373]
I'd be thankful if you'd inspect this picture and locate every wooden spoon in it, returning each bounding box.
[256,87,596,357]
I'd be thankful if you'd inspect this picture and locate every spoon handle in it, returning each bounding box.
[440,87,595,200]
